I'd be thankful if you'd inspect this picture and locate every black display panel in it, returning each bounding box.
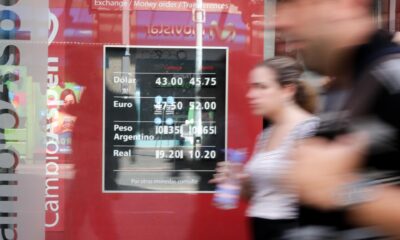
[103,46,227,192]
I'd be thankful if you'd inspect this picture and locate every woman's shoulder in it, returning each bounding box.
[293,115,320,139]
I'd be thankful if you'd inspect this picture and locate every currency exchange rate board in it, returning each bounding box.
[103,46,227,192]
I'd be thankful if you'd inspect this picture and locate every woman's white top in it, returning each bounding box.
[244,118,319,220]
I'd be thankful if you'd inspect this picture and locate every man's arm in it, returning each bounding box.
[288,134,400,238]
[349,185,400,237]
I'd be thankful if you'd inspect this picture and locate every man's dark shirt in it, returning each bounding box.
[300,30,400,231]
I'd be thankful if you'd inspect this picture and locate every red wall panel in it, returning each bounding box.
[47,1,264,239]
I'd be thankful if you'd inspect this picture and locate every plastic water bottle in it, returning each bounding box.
[213,149,247,209]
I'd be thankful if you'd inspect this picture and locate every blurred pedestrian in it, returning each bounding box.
[211,56,319,240]
[275,0,400,238]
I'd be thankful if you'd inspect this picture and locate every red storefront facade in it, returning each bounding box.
[0,0,396,239]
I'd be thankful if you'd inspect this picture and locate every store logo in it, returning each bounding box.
[147,24,199,37]
[46,11,62,231]
[209,20,236,42]
[0,9,31,40]
[0,0,32,239]
[147,21,237,42]
[48,12,59,46]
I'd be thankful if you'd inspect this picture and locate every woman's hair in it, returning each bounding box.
[60,89,77,103]
[59,89,77,112]
[256,56,318,113]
